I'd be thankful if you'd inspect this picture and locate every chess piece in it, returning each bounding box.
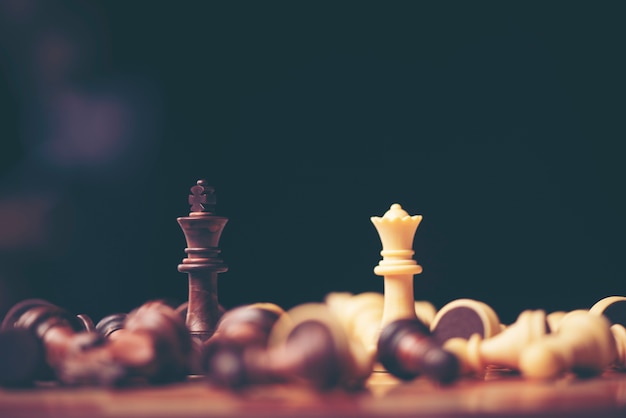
[0,299,97,385]
[414,300,437,328]
[519,310,616,379]
[95,313,127,339]
[377,318,460,384]
[177,180,228,342]
[206,303,285,348]
[430,298,502,345]
[587,295,626,371]
[206,303,373,390]
[444,309,550,375]
[325,291,384,360]
[610,323,626,370]
[589,296,626,326]
[0,328,45,387]
[201,303,285,376]
[371,204,423,329]
[546,310,567,333]
[61,300,193,385]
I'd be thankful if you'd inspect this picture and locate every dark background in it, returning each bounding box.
[0,1,624,325]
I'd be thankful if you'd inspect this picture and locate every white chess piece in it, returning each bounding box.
[610,323,626,369]
[444,309,549,375]
[519,310,616,379]
[325,291,384,360]
[371,204,422,329]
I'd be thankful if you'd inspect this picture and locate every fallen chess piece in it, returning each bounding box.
[61,300,192,386]
[609,323,626,370]
[377,317,460,384]
[325,291,438,356]
[430,298,503,345]
[95,313,128,339]
[205,303,373,390]
[444,309,550,375]
[0,298,98,386]
[0,327,46,387]
[204,303,285,349]
[519,310,616,379]
[589,295,626,328]
[202,302,286,377]
[325,291,384,361]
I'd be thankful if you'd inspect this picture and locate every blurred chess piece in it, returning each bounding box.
[519,310,616,379]
[444,309,549,375]
[588,295,626,371]
[324,291,438,370]
[178,180,228,343]
[430,298,502,345]
[377,318,460,384]
[589,296,626,327]
[95,313,127,339]
[0,298,98,386]
[0,328,45,387]
[610,323,626,370]
[415,300,437,328]
[546,310,568,333]
[202,302,285,376]
[61,300,192,386]
[325,291,384,361]
[206,302,285,349]
[206,303,373,390]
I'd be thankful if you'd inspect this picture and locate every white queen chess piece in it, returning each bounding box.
[371,203,423,329]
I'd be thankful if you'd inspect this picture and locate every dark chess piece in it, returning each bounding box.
[201,303,285,376]
[95,313,128,339]
[0,298,98,386]
[205,303,372,390]
[207,303,285,348]
[62,300,193,386]
[0,328,45,387]
[177,180,228,343]
[377,318,460,384]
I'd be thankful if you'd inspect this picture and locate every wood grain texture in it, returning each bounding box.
[2,370,626,418]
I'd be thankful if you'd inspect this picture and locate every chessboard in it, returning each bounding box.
[1,371,626,418]
[2,180,626,418]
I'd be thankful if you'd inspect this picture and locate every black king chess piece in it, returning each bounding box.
[177,180,228,343]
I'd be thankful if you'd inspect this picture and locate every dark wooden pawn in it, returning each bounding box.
[377,318,460,384]
[0,299,98,386]
[65,300,194,386]
[201,303,284,377]
[95,313,128,339]
[206,304,371,390]
[177,180,228,343]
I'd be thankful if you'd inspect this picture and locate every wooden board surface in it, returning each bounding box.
[2,370,626,418]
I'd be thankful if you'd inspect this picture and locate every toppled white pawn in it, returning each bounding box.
[519,310,616,379]
[444,310,549,375]
[610,323,626,370]
[325,291,384,360]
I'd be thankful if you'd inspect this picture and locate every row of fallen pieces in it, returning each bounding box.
[1,294,625,391]
[326,292,626,383]
[0,297,373,390]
